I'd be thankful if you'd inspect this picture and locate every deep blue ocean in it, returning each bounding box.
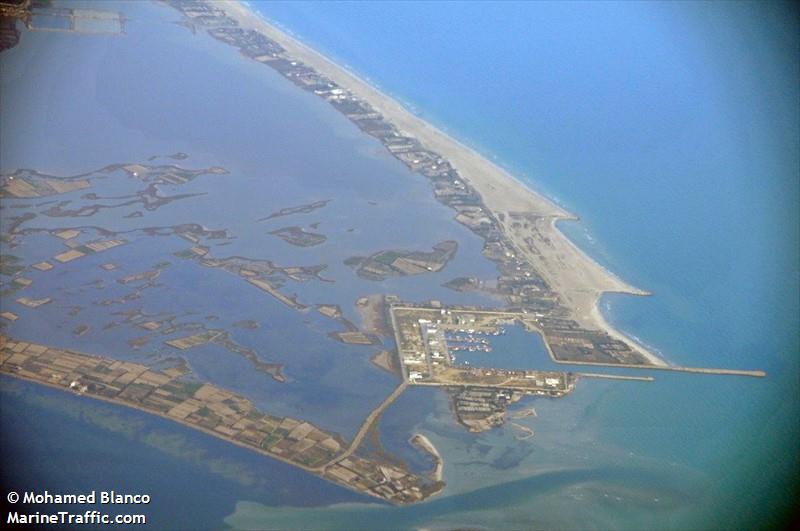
[1,1,797,529]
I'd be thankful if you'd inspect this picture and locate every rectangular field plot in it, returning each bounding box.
[30,8,124,35]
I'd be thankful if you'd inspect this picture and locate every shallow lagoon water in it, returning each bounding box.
[0,377,370,528]
[1,0,498,441]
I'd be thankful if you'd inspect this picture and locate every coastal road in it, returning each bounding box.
[319,380,409,470]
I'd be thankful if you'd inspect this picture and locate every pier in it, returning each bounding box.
[577,372,655,382]
[556,360,766,378]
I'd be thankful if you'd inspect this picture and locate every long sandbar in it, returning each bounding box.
[224,0,664,366]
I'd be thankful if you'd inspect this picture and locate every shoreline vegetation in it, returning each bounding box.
[216,0,667,367]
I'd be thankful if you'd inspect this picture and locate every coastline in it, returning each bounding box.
[228,2,568,218]
[0,337,436,505]
[409,433,443,482]
[224,1,667,367]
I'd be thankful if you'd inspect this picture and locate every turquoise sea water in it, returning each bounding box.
[0,377,367,528]
[0,1,797,529]
[239,1,799,528]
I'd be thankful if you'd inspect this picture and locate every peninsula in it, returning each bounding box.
[170,0,665,367]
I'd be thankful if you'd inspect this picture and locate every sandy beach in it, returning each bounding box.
[410,433,444,482]
[223,1,667,367]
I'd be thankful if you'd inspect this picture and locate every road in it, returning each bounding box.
[316,380,409,471]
